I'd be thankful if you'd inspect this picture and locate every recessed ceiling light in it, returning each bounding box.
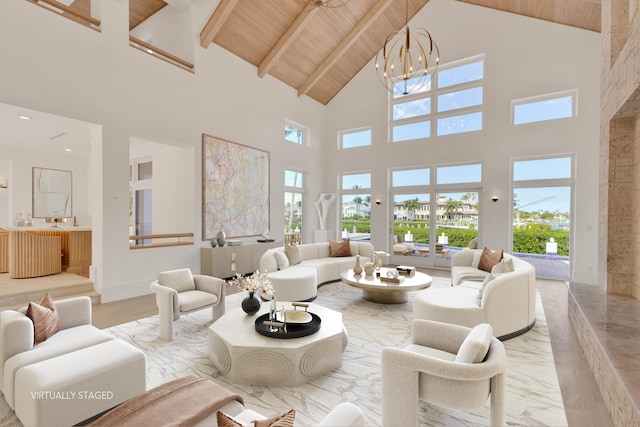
[65,148,72,152]
[19,115,31,120]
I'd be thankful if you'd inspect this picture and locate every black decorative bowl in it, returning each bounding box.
[254,313,321,339]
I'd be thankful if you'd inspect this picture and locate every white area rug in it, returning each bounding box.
[0,278,567,426]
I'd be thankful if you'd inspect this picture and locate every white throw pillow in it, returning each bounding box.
[284,243,301,265]
[477,272,507,302]
[491,257,515,274]
[477,274,494,302]
[471,251,482,268]
[157,268,195,293]
[274,251,290,270]
[455,323,493,363]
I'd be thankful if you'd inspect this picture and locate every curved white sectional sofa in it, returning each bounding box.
[259,241,374,301]
[413,249,536,340]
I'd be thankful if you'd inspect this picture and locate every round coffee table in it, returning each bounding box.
[341,268,432,303]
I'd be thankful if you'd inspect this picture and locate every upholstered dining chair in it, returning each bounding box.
[382,320,507,427]
[149,268,225,341]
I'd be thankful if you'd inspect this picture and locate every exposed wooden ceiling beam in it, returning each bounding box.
[297,0,396,97]
[258,7,320,78]
[199,0,240,48]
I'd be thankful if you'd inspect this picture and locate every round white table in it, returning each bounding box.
[341,268,432,303]
[208,301,346,386]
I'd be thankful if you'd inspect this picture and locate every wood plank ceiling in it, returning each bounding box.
[68,0,602,105]
[201,0,601,104]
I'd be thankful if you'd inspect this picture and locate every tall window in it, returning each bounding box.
[511,156,573,279]
[390,55,484,142]
[129,159,152,245]
[340,173,371,241]
[284,170,303,244]
[285,120,308,145]
[390,163,481,267]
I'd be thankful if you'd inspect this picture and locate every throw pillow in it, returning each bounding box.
[491,257,514,274]
[329,239,352,257]
[454,323,493,364]
[468,237,479,249]
[216,409,295,427]
[274,251,290,270]
[477,273,495,302]
[477,247,503,272]
[284,243,301,265]
[157,268,195,293]
[471,251,482,268]
[26,292,60,345]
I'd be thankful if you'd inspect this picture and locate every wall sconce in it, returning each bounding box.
[375,199,382,205]
[491,196,499,202]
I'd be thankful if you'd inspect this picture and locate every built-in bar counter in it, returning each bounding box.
[4,227,92,278]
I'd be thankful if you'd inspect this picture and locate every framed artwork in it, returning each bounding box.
[32,167,73,218]
[202,134,270,240]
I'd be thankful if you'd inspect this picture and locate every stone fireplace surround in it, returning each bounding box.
[584,1,640,426]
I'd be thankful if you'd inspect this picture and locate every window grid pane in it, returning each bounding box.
[342,129,372,149]
[393,121,430,142]
[437,112,483,136]
[437,61,484,89]
[393,98,432,120]
[342,173,371,190]
[285,125,304,144]
[513,157,572,181]
[514,96,573,125]
[437,164,482,184]
[437,87,483,113]
[392,168,430,187]
[285,170,303,188]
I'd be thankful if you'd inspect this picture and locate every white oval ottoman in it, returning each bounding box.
[266,266,317,301]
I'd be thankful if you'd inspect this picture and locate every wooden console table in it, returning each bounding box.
[201,241,281,279]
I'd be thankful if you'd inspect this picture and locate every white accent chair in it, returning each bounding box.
[382,320,507,427]
[150,268,225,341]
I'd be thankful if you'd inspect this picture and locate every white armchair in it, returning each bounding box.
[382,320,507,427]
[150,268,225,341]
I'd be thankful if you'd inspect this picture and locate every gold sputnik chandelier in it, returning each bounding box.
[375,0,440,96]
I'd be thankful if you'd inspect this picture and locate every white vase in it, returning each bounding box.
[364,262,374,276]
[353,255,363,275]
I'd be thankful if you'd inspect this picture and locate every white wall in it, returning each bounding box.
[0,0,326,301]
[325,0,601,283]
[2,148,90,227]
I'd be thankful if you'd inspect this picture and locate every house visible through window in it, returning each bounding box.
[340,173,371,241]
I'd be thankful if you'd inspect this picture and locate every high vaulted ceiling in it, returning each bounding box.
[197,0,601,105]
[67,0,601,104]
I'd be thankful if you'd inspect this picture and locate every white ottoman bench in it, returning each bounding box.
[266,265,318,301]
[14,339,147,427]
